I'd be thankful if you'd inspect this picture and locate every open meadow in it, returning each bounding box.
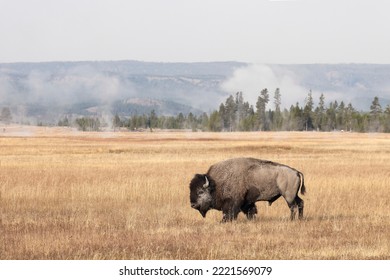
[1,127,389,259]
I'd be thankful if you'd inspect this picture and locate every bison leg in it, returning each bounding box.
[296,196,304,220]
[221,200,240,222]
[288,196,304,220]
[289,203,298,220]
[242,187,260,220]
[241,203,257,220]
[222,210,239,222]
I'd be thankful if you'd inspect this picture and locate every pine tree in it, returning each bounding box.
[326,101,338,131]
[200,113,209,131]
[370,96,382,116]
[384,105,390,132]
[208,111,222,132]
[256,88,270,131]
[345,103,355,132]
[336,101,346,130]
[273,88,283,130]
[149,110,158,131]
[314,93,325,131]
[303,90,314,131]
[225,95,236,131]
[218,103,227,131]
[241,104,256,131]
[288,103,303,131]
[113,113,121,131]
[235,92,244,131]
[369,96,382,132]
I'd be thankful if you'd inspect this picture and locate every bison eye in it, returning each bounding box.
[198,189,205,195]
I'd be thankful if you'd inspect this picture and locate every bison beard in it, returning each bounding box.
[189,157,306,222]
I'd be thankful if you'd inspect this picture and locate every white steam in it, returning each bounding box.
[221,64,309,109]
[24,65,133,105]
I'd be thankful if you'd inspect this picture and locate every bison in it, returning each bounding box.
[189,157,306,222]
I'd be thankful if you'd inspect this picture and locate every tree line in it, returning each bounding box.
[103,89,389,133]
[2,88,389,133]
[205,90,390,133]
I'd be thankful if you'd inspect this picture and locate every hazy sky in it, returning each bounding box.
[1,0,389,64]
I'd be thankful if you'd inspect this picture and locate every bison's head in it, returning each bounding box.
[189,174,214,218]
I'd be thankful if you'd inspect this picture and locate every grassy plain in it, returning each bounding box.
[1,126,389,259]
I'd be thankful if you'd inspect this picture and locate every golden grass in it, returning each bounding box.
[1,127,389,259]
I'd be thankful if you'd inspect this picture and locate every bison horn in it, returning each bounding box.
[203,176,209,189]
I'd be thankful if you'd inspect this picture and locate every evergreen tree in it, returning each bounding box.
[370,96,382,116]
[256,88,270,131]
[208,111,222,132]
[75,117,101,131]
[273,88,283,130]
[326,101,338,131]
[187,112,198,131]
[303,90,314,131]
[239,102,255,131]
[176,113,185,129]
[218,103,228,131]
[345,103,355,132]
[235,91,244,130]
[241,105,256,131]
[384,105,390,132]
[336,101,346,130]
[369,96,382,132]
[314,93,326,131]
[289,103,304,131]
[225,95,236,131]
[113,113,121,131]
[200,113,209,131]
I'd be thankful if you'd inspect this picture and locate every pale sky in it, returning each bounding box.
[1,0,389,64]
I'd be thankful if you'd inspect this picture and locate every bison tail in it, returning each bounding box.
[298,172,306,195]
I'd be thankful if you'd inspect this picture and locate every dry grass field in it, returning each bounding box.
[1,126,389,259]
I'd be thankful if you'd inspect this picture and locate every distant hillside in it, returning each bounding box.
[0,60,244,124]
[0,61,389,124]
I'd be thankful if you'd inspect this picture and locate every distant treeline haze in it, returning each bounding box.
[3,88,389,133]
[107,89,389,133]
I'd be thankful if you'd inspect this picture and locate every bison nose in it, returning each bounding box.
[191,203,199,209]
